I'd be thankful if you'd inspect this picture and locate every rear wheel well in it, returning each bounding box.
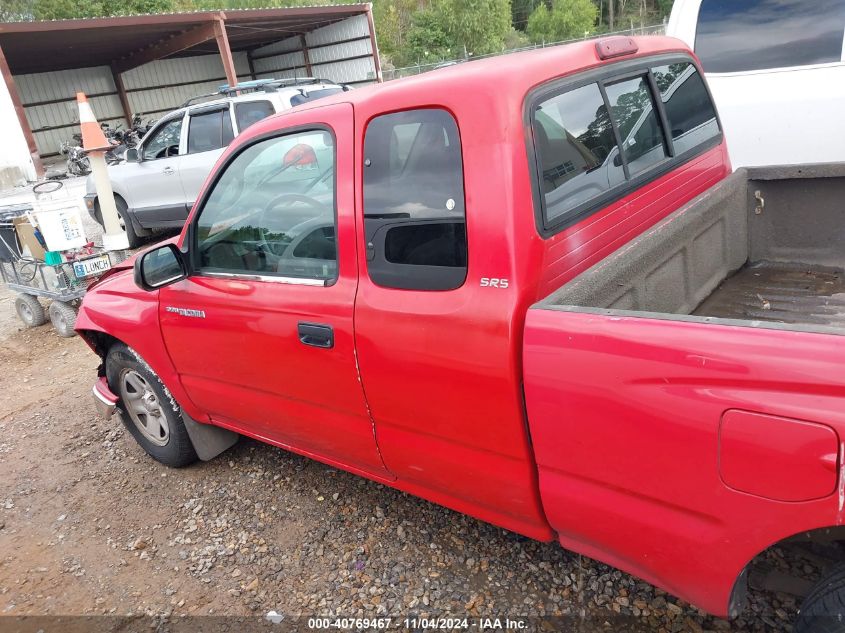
[731,527,845,618]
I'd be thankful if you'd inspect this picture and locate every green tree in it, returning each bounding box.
[371,0,420,67]
[120,0,173,14]
[439,0,511,56]
[406,8,452,63]
[0,0,33,20]
[526,0,597,44]
[511,0,540,29]
[29,0,106,19]
[394,0,511,66]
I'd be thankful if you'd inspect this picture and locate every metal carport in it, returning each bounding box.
[0,4,380,178]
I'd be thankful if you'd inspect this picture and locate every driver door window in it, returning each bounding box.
[142,118,183,161]
[195,130,337,283]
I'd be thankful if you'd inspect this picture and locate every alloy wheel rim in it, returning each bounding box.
[119,369,170,446]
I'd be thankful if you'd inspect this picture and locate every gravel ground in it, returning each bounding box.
[0,180,830,632]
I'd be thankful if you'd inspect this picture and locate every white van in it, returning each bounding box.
[667,0,845,168]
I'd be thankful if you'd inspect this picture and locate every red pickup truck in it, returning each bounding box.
[76,36,845,630]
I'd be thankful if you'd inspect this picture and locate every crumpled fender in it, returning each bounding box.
[75,267,208,423]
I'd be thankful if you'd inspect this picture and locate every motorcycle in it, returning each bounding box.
[101,115,155,165]
[101,122,128,166]
[58,133,91,176]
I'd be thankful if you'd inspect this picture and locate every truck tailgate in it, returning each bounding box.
[522,306,845,615]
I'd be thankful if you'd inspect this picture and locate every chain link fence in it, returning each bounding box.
[381,23,667,82]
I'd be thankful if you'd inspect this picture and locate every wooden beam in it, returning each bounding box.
[111,64,132,124]
[246,49,257,81]
[213,15,238,87]
[0,43,43,178]
[300,34,313,76]
[365,5,382,82]
[112,22,217,74]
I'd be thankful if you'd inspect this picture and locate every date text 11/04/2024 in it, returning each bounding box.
[305,617,529,630]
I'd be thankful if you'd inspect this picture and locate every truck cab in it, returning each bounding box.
[76,36,845,630]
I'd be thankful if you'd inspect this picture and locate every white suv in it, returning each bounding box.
[667,0,845,169]
[83,79,345,246]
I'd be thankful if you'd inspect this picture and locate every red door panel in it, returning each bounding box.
[161,275,388,476]
[159,103,391,478]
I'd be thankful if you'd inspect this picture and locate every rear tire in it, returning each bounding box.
[15,294,46,327]
[105,343,198,468]
[794,564,845,633]
[48,301,77,338]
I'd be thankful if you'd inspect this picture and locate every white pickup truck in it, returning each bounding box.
[83,78,345,246]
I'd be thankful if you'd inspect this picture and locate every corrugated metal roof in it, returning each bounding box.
[0,5,372,74]
[1,4,370,25]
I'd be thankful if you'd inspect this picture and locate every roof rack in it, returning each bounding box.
[216,78,278,94]
[181,77,332,107]
[225,77,330,94]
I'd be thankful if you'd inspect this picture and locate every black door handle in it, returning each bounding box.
[298,322,334,349]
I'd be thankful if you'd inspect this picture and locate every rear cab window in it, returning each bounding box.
[528,55,721,235]
[695,0,845,73]
[363,108,467,291]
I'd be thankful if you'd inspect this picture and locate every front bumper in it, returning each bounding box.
[83,193,99,223]
[92,376,118,419]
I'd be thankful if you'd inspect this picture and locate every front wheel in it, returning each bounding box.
[794,564,845,633]
[105,344,197,467]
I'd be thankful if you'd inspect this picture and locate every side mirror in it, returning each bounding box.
[125,148,140,163]
[134,243,186,291]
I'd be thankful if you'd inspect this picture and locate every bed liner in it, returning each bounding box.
[539,163,845,333]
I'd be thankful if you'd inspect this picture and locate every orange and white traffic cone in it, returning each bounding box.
[77,92,129,251]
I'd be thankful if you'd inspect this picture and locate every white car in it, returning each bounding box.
[667,0,845,169]
[83,79,346,246]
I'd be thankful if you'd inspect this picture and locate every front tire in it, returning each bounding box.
[794,564,845,633]
[105,343,197,467]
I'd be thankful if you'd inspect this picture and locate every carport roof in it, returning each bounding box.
[0,5,372,74]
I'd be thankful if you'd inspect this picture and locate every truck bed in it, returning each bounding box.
[540,164,845,334]
[692,262,845,327]
[521,165,845,616]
